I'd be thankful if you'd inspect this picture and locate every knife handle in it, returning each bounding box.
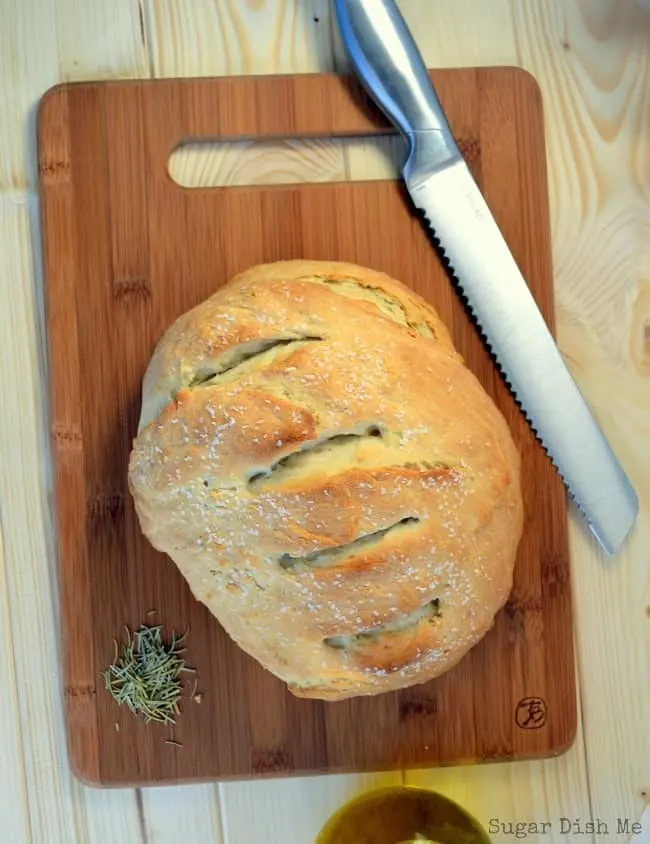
[333,0,460,175]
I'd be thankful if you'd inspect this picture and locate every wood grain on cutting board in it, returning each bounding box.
[37,67,574,787]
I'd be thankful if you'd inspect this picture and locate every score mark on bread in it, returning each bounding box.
[278,515,420,570]
[246,424,384,487]
[128,260,524,700]
[187,335,324,389]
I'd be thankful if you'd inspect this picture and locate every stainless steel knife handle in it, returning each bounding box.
[333,0,460,175]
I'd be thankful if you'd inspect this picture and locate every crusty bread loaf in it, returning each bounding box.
[128,260,523,700]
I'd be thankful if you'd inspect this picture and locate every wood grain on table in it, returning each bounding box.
[0,1,648,842]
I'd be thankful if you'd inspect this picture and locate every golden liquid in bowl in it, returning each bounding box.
[396,838,440,844]
[316,786,490,844]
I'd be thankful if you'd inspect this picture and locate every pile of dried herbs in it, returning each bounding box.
[103,624,194,725]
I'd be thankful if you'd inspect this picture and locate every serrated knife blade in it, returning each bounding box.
[334,0,638,555]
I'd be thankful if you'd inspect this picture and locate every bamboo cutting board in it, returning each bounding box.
[37,67,575,787]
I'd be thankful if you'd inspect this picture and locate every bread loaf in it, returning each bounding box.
[128,260,523,700]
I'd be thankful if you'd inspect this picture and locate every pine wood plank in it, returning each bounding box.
[147,0,344,198]
[71,783,141,844]
[56,0,149,82]
[219,772,403,844]
[0,0,59,190]
[0,193,78,843]
[140,784,223,843]
[508,0,650,832]
[168,135,404,189]
[144,0,337,76]
[168,137,349,189]
[0,524,32,844]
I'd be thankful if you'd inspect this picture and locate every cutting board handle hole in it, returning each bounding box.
[168,134,407,189]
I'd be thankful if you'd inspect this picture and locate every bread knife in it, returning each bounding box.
[333,0,638,556]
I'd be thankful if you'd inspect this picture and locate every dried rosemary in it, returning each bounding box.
[103,624,194,725]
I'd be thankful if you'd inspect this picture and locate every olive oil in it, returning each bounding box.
[316,786,491,844]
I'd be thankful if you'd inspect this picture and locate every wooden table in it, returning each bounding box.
[1,1,648,841]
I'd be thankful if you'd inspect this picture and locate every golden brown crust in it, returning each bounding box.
[128,260,524,700]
